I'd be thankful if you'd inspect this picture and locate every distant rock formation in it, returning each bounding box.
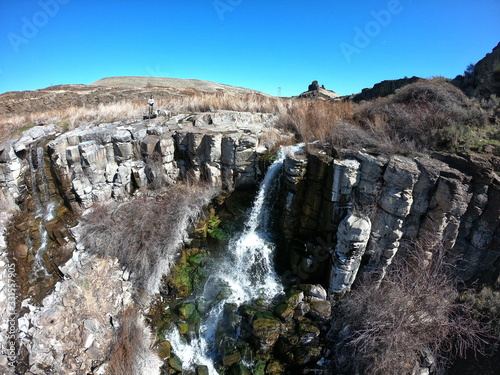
[308,80,320,92]
[298,81,341,100]
[350,76,422,102]
[453,42,500,100]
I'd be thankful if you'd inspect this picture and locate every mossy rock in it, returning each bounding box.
[157,340,171,359]
[170,265,195,297]
[168,353,183,372]
[285,290,304,309]
[157,320,173,342]
[179,303,197,320]
[307,298,331,320]
[298,319,320,345]
[177,322,190,335]
[170,248,209,297]
[196,365,210,375]
[188,252,207,266]
[239,305,258,319]
[252,313,282,350]
[216,286,233,301]
[265,359,284,375]
[293,344,323,365]
[228,363,251,375]
[253,359,267,375]
[274,303,294,322]
[236,339,255,363]
[222,349,241,367]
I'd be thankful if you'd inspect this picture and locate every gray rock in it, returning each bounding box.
[299,284,328,300]
[329,213,371,294]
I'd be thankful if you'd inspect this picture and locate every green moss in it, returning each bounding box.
[177,322,190,335]
[157,340,171,359]
[275,303,294,321]
[179,303,197,320]
[168,353,183,372]
[169,248,209,297]
[253,360,267,375]
[285,289,303,308]
[19,124,37,132]
[261,150,279,163]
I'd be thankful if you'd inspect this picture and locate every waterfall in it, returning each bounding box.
[29,144,56,276]
[165,144,304,374]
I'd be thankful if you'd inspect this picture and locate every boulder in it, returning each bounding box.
[252,312,282,350]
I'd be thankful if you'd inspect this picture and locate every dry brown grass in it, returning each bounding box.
[275,99,369,152]
[0,91,284,142]
[108,306,139,375]
[2,79,491,156]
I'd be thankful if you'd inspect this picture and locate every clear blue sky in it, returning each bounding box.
[0,0,499,97]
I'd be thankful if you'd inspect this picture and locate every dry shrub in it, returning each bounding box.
[354,79,487,152]
[79,183,216,295]
[335,238,490,375]
[108,306,162,375]
[276,100,361,147]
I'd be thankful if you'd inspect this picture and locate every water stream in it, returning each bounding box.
[164,144,304,374]
[29,144,57,276]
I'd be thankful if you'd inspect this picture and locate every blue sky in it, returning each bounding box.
[0,0,499,96]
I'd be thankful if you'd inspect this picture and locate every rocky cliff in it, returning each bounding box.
[1,111,499,374]
[453,42,500,99]
[0,111,279,374]
[278,147,500,293]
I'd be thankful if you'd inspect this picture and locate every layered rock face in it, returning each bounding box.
[45,112,276,210]
[0,112,276,211]
[2,111,500,374]
[279,149,500,293]
[0,111,277,374]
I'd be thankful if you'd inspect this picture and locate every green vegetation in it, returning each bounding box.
[353,78,490,153]
[169,247,210,298]
[19,124,37,132]
[196,211,230,242]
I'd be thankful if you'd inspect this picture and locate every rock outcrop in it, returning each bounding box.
[2,109,500,374]
[350,76,422,102]
[0,111,280,375]
[278,148,500,289]
[298,81,341,101]
[453,42,500,99]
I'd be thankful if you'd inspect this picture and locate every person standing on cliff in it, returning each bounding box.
[148,95,155,117]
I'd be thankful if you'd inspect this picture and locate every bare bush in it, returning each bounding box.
[79,183,216,295]
[334,238,490,375]
[108,306,162,375]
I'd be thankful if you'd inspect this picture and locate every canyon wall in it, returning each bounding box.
[1,112,500,373]
[279,148,500,294]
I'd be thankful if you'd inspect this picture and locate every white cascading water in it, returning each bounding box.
[165,144,304,374]
[29,145,56,276]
